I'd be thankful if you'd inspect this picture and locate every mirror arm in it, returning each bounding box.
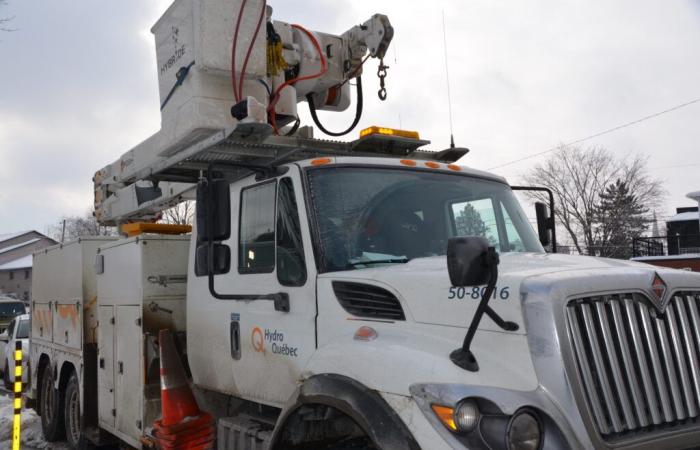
[511,185,557,253]
[450,248,518,372]
[484,305,519,332]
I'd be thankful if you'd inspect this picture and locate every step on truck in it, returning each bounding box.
[28,0,700,449]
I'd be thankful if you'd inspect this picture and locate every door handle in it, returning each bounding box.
[230,321,241,360]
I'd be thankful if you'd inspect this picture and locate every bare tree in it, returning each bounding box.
[49,210,118,242]
[522,145,665,256]
[160,201,195,226]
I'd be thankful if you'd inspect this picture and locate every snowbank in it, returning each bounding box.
[0,392,70,450]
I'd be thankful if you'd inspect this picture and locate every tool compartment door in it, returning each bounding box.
[54,301,81,349]
[31,302,53,343]
[115,305,143,441]
[98,305,115,430]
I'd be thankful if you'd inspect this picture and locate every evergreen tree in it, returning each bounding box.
[455,203,496,244]
[594,179,649,259]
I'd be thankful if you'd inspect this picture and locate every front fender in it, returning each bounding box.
[269,373,420,450]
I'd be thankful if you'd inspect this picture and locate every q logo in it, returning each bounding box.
[252,327,265,353]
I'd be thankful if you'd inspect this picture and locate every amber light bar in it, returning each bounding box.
[359,126,421,140]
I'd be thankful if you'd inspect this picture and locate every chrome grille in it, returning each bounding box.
[567,292,700,438]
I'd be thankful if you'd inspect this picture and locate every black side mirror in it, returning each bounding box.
[196,178,231,243]
[195,243,231,277]
[535,202,551,248]
[446,236,516,372]
[447,236,491,287]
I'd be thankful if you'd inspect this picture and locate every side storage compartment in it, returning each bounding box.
[115,305,143,438]
[96,234,190,449]
[29,237,115,408]
[98,305,115,430]
[31,302,53,342]
[54,301,81,349]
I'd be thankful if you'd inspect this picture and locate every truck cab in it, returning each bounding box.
[187,155,700,449]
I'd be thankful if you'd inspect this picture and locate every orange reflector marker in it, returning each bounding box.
[447,164,462,171]
[425,161,440,169]
[360,126,421,140]
[400,159,417,167]
[311,158,332,166]
[353,326,378,341]
[120,223,192,237]
[431,404,457,431]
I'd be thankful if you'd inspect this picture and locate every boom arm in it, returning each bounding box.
[93,1,397,226]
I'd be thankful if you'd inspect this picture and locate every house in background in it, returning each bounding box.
[0,231,57,301]
[632,191,700,271]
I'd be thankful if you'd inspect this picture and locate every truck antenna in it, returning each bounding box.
[442,11,455,149]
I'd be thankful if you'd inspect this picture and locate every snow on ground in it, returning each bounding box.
[0,389,70,450]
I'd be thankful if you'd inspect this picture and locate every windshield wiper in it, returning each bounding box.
[348,258,409,267]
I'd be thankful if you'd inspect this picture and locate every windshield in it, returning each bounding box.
[16,319,29,339]
[0,302,25,318]
[307,166,544,272]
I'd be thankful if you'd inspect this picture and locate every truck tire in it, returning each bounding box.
[40,365,65,441]
[270,374,420,450]
[64,372,82,449]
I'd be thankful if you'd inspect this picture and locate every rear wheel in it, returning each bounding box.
[64,372,82,449]
[40,365,65,441]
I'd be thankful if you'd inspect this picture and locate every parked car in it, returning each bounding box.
[0,313,29,388]
[0,296,26,332]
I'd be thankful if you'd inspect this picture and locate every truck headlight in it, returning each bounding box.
[454,399,480,433]
[479,409,543,450]
[507,410,542,450]
[431,399,480,434]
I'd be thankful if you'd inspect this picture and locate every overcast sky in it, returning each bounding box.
[1,0,699,235]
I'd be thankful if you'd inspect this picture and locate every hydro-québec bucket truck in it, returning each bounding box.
[28,0,700,449]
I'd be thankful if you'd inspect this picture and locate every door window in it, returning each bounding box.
[239,181,276,273]
[451,198,500,247]
[276,178,307,286]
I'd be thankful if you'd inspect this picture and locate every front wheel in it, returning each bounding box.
[64,372,82,449]
[40,365,65,441]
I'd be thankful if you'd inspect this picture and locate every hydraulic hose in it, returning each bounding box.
[306,76,363,137]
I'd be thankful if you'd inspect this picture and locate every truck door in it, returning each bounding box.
[188,166,317,406]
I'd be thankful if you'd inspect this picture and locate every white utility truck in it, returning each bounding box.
[29,1,700,449]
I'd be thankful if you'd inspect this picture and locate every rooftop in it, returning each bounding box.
[0,255,32,271]
[667,211,700,223]
[0,231,31,244]
[0,238,41,255]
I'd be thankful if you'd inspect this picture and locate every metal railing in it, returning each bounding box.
[633,235,700,258]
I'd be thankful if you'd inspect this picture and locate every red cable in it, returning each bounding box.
[268,24,328,134]
[231,0,248,102]
[238,0,267,101]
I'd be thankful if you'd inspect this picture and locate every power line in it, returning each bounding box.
[651,162,700,170]
[488,97,700,171]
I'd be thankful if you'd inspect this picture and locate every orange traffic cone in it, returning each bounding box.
[153,329,215,450]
